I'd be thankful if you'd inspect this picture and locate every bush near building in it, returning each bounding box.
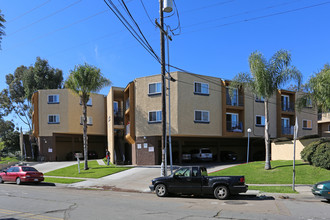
[301,138,330,170]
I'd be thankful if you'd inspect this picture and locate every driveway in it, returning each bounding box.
[27,161,77,173]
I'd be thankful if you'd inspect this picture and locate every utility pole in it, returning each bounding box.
[159,0,166,176]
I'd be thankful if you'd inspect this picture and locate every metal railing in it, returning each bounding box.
[226,94,244,107]
[281,101,295,112]
[282,126,294,135]
[226,121,243,132]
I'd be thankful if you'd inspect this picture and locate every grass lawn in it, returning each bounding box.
[0,157,19,164]
[45,161,131,178]
[210,160,330,184]
[248,186,298,194]
[44,177,85,184]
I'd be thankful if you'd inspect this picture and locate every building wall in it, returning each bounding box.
[271,138,320,160]
[296,92,318,137]
[244,89,277,138]
[37,89,107,137]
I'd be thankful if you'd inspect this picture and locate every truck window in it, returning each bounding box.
[192,167,199,177]
[201,167,208,176]
[174,167,191,177]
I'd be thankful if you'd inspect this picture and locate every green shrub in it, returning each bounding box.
[301,140,320,164]
[311,142,330,170]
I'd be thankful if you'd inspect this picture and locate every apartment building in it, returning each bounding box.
[318,112,330,137]
[31,89,107,161]
[106,71,318,165]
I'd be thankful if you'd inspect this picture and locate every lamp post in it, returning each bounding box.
[247,128,251,163]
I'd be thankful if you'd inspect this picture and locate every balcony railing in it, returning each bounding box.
[114,110,124,125]
[281,101,295,112]
[226,121,243,132]
[282,126,294,135]
[226,95,244,107]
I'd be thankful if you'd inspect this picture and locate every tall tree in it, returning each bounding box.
[1,57,63,131]
[65,63,110,170]
[231,50,302,170]
[0,118,20,156]
[0,9,5,49]
[297,64,330,112]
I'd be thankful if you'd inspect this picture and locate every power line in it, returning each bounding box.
[7,0,82,37]
[7,0,52,23]
[181,1,330,34]
[183,0,303,29]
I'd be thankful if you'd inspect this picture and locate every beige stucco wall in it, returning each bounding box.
[38,89,106,137]
[244,89,277,138]
[176,72,222,136]
[134,72,223,137]
[271,138,320,160]
[296,92,318,137]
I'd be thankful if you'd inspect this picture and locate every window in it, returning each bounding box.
[194,82,209,95]
[114,101,119,114]
[80,98,92,106]
[255,95,264,102]
[194,110,209,123]
[281,95,290,111]
[226,113,242,132]
[148,111,162,123]
[226,87,238,106]
[302,119,312,130]
[80,116,93,125]
[48,115,60,124]
[148,82,161,95]
[281,117,290,128]
[48,94,59,104]
[306,98,313,108]
[255,115,265,126]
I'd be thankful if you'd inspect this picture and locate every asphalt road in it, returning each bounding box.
[0,183,329,220]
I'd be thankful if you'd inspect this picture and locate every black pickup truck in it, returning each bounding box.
[149,166,248,200]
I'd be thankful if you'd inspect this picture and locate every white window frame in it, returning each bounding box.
[255,115,265,126]
[148,82,162,95]
[281,117,290,128]
[80,116,93,125]
[281,95,290,110]
[194,110,210,123]
[148,110,162,123]
[194,82,209,95]
[48,114,60,124]
[48,94,59,104]
[306,98,313,108]
[226,112,239,127]
[302,119,312,130]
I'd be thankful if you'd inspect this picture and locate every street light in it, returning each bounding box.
[247,128,252,163]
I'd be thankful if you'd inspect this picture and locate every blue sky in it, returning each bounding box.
[1,0,330,131]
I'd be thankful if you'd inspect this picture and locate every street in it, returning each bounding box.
[0,183,329,220]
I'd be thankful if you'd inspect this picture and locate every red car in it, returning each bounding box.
[0,166,44,185]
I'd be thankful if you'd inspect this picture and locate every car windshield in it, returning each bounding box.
[22,167,38,172]
[201,149,211,153]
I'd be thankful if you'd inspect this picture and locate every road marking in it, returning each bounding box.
[0,208,63,220]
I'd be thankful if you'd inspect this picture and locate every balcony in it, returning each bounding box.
[282,126,294,135]
[281,101,295,112]
[226,95,244,107]
[226,121,243,132]
[114,110,124,125]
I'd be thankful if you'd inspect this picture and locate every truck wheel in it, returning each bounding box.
[214,185,229,200]
[16,177,22,185]
[155,184,168,197]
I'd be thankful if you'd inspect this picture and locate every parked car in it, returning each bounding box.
[149,166,248,200]
[312,180,330,202]
[220,151,237,162]
[88,151,98,159]
[181,152,191,162]
[0,166,44,185]
[191,148,213,161]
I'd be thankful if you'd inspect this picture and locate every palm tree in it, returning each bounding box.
[231,50,302,170]
[65,63,110,170]
[0,10,6,49]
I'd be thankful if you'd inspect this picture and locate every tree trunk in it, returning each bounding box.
[264,99,271,170]
[83,101,89,170]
